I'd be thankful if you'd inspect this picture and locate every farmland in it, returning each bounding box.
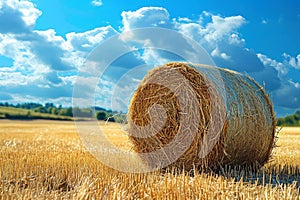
[0,106,72,121]
[0,120,299,199]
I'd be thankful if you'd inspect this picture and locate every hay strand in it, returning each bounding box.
[128,62,276,171]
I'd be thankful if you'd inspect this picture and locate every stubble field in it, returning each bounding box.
[0,120,299,199]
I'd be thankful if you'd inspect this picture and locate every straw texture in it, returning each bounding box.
[128,62,276,171]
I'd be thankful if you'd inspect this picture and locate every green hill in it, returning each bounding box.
[277,110,300,126]
[0,102,126,122]
[0,106,72,121]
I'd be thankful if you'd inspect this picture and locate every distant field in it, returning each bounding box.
[0,120,299,199]
[0,106,72,120]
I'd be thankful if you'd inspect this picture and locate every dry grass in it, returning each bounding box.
[269,127,300,168]
[0,120,299,199]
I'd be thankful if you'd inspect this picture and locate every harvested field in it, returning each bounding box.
[0,120,299,199]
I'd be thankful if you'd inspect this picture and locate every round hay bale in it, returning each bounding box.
[128,62,276,171]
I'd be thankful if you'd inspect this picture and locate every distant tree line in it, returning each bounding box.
[0,102,126,122]
[277,110,300,126]
[2,102,298,125]
[0,102,74,117]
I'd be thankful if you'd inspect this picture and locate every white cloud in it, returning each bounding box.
[0,71,39,86]
[175,11,264,73]
[120,8,216,66]
[121,7,170,31]
[61,27,119,70]
[17,0,41,27]
[34,29,65,44]
[141,48,171,66]
[0,4,299,114]
[229,33,245,46]
[65,26,117,51]
[177,17,192,23]
[0,33,49,76]
[173,22,205,44]
[211,47,231,60]
[256,53,300,109]
[91,0,103,7]
[273,80,300,109]
[0,0,41,33]
[289,79,300,89]
[127,8,299,112]
[283,53,300,69]
[257,53,289,77]
[204,15,246,41]
[175,12,246,47]
[0,1,116,104]
[261,19,268,24]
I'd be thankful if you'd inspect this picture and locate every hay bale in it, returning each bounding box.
[128,62,276,171]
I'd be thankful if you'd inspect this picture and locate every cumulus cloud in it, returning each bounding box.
[261,19,268,24]
[0,0,121,104]
[257,53,289,77]
[0,34,39,73]
[91,0,103,7]
[120,8,215,66]
[120,7,300,114]
[256,53,300,110]
[65,26,117,52]
[248,64,281,91]
[204,15,246,42]
[273,80,300,109]
[0,3,299,115]
[283,53,300,69]
[0,0,41,33]
[121,8,264,73]
[62,26,120,70]
[121,7,171,31]
[45,71,63,85]
[21,30,73,71]
[174,11,263,73]
[0,0,74,95]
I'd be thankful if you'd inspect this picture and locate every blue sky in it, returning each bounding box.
[0,0,299,117]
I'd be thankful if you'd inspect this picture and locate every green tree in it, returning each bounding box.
[34,106,47,113]
[96,111,107,120]
[277,110,300,126]
[50,107,57,115]
[65,107,73,117]
[57,107,73,117]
